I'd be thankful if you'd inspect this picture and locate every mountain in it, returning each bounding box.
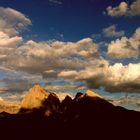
[0,85,140,139]
[21,84,50,109]
[20,85,60,116]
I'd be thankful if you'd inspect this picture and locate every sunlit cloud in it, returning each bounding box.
[102,25,125,38]
[107,27,140,59]
[105,0,140,17]
[0,7,31,36]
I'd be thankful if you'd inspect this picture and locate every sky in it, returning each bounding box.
[0,0,140,110]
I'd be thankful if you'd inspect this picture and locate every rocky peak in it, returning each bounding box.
[61,95,73,106]
[85,90,102,98]
[74,92,83,101]
[21,84,50,109]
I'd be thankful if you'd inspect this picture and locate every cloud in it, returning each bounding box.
[60,63,140,93]
[0,37,106,94]
[1,6,140,95]
[0,7,31,36]
[102,25,125,38]
[42,70,58,78]
[105,0,140,17]
[2,38,103,75]
[110,94,140,111]
[107,27,140,59]
[0,7,30,65]
[1,78,33,92]
[58,70,79,78]
[46,85,76,93]
[105,2,128,17]
[0,31,22,47]
[128,0,140,16]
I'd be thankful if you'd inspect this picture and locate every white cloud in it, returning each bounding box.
[58,70,79,78]
[107,27,140,59]
[0,36,108,94]
[66,63,140,93]
[105,0,140,17]
[1,38,103,75]
[0,7,31,36]
[103,25,125,37]
[0,7,30,65]
[105,2,128,17]
[0,31,22,47]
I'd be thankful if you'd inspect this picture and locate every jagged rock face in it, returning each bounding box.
[74,92,83,101]
[21,85,50,109]
[42,93,60,116]
[60,95,73,111]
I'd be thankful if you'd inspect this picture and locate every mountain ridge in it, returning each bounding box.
[0,85,140,139]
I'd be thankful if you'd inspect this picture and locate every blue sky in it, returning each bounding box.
[0,0,139,41]
[0,0,140,110]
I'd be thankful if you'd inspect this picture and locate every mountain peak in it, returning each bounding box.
[21,84,50,109]
[85,90,102,98]
[29,84,46,93]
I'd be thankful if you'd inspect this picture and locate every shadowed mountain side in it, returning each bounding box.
[0,85,140,139]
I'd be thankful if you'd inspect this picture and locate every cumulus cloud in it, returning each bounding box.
[105,0,140,17]
[107,27,140,59]
[102,25,125,38]
[0,35,109,94]
[1,6,140,95]
[105,2,128,17]
[1,38,104,75]
[58,63,140,93]
[0,31,22,47]
[0,7,31,36]
[0,7,30,65]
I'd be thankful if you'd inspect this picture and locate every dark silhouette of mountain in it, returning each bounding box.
[0,85,140,140]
